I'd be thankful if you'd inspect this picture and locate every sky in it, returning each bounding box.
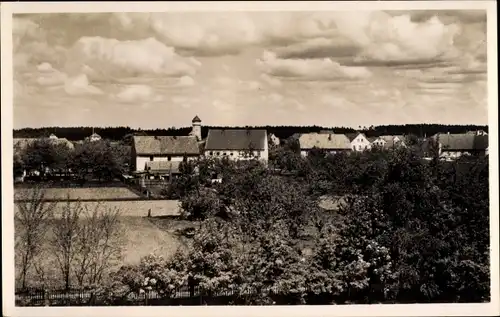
[12,10,488,129]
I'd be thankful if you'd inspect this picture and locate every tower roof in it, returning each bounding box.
[192,115,202,123]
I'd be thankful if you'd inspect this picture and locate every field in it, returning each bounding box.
[14,216,196,289]
[14,187,140,200]
[14,199,182,218]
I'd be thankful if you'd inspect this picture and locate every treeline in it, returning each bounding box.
[13,124,488,142]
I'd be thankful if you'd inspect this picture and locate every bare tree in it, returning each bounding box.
[73,203,124,288]
[51,196,84,290]
[15,185,56,289]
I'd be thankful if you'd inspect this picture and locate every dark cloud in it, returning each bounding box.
[386,10,487,24]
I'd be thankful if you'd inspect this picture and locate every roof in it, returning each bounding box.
[367,137,378,143]
[133,136,200,155]
[345,132,366,142]
[435,133,489,151]
[192,115,202,123]
[298,133,352,150]
[319,130,334,134]
[145,161,182,174]
[204,129,267,150]
[90,133,101,138]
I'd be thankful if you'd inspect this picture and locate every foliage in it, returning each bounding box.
[19,139,72,176]
[69,140,124,181]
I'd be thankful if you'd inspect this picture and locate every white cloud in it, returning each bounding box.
[64,74,104,96]
[212,99,233,111]
[258,51,372,81]
[114,84,163,103]
[65,37,198,79]
[177,76,196,87]
[37,62,54,72]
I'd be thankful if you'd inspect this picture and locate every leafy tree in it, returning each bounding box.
[20,139,72,177]
[69,140,123,182]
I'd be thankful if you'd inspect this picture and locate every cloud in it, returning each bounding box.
[176,76,196,87]
[258,51,372,81]
[348,15,460,66]
[260,74,282,87]
[65,37,199,79]
[113,84,163,103]
[64,74,104,96]
[37,62,54,72]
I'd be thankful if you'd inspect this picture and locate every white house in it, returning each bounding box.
[269,133,280,147]
[298,133,352,156]
[204,129,269,163]
[345,132,371,151]
[371,135,407,149]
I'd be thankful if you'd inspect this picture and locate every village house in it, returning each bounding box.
[204,129,269,163]
[298,133,352,156]
[429,133,489,160]
[371,135,407,149]
[131,116,203,177]
[345,132,371,151]
[268,133,280,147]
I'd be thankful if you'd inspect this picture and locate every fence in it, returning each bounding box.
[15,285,315,306]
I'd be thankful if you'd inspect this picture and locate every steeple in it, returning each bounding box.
[190,115,202,141]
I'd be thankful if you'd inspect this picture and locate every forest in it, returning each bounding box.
[13,124,489,142]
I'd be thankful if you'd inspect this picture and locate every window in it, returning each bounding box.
[223,152,227,155]
[216,152,220,156]
[167,156,172,161]
[358,145,362,150]
[149,156,154,161]
[209,151,213,156]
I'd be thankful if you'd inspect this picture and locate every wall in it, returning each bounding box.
[135,155,196,172]
[351,135,372,151]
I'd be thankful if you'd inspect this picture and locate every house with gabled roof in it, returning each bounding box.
[131,135,200,174]
[298,133,352,156]
[345,132,371,152]
[371,135,407,150]
[430,133,489,160]
[204,129,268,162]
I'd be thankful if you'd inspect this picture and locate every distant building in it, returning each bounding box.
[87,133,102,142]
[131,135,200,174]
[204,129,269,163]
[188,115,203,141]
[298,133,352,156]
[371,135,407,149]
[345,132,371,151]
[430,133,489,160]
[269,133,280,146]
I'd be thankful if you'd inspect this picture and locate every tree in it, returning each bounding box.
[20,139,71,177]
[15,185,56,289]
[69,140,122,182]
[74,204,124,288]
[51,197,83,290]
[51,200,124,290]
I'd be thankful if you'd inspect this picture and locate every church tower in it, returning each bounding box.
[191,115,202,141]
